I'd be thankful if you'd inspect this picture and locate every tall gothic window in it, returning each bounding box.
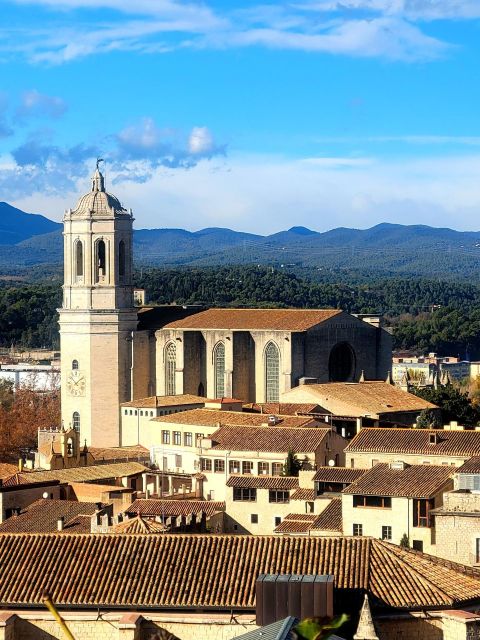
[214,342,225,398]
[72,412,80,431]
[118,240,126,278]
[165,342,176,395]
[95,239,107,283]
[75,240,83,278]
[265,342,280,402]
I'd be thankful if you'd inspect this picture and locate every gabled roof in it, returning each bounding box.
[226,475,299,490]
[457,457,480,474]
[346,428,480,458]
[121,394,206,408]
[313,467,366,484]
[343,463,454,498]
[153,408,317,428]
[162,308,342,331]
[283,382,436,417]
[12,462,147,485]
[115,515,167,534]
[312,499,343,532]
[0,499,98,533]
[1,534,478,611]
[210,425,332,453]
[126,499,225,518]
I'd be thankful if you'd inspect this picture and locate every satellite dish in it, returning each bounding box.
[42,492,49,499]
[328,459,335,467]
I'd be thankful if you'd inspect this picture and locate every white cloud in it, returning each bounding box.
[1,0,459,63]
[16,89,67,120]
[188,127,215,155]
[11,151,480,234]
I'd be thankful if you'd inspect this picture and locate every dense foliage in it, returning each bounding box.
[3,265,480,358]
[413,386,480,426]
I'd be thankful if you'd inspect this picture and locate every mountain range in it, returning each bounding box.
[1,201,480,281]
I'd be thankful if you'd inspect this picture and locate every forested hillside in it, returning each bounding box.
[2,266,480,359]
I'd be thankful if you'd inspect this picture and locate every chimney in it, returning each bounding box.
[57,516,65,532]
[18,458,24,472]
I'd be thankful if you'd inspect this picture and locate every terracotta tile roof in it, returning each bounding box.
[0,534,480,610]
[15,462,147,485]
[0,463,18,480]
[246,403,322,416]
[126,499,225,517]
[153,408,317,429]
[1,473,59,488]
[115,515,167,534]
[312,499,342,531]
[163,308,342,331]
[211,426,331,453]
[313,467,367,484]
[274,518,316,534]
[121,394,206,408]
[0,499,98,533]
[284,382,437,417]
[346,428,480,458]
[456,457,480,474]
[290,488,315,500]
[89,445,149,462]
[343,463,454,498]
[226,475,299,490]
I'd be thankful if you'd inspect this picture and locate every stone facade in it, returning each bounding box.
[434,491,480,566]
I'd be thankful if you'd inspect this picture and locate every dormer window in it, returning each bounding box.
[429,432,438,445]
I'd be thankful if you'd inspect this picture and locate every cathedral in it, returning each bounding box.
[59,165,392,447]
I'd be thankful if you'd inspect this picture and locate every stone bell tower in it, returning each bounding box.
[59,162,138,447]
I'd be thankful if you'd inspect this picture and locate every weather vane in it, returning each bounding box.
[96,157,104,170]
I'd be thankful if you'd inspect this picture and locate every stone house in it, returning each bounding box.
[342,461,454,553]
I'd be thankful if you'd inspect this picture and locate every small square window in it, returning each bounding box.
[382,525,392,540]
[251,514,258,524]
[353,523,363,536]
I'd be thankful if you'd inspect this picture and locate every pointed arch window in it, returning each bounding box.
[265,342,280,402]
[72,411,80,432]
[214,342,225,399]
[165,342,176,396]
[118,240,126,279]
[95,239,107,283]
[74,240,83,278]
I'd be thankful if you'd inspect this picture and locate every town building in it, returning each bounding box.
[342,462,453,553]
[345,427,480,469]
[59,166,392,447]
[280,380,437,429]
[1,534,480,640]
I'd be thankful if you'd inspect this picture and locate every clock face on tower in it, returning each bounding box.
[66,370,86,397]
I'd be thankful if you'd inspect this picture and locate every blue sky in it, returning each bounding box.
[2,0,480,233]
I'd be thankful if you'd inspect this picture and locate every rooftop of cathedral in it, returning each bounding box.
[68,166,130,219]
[1,533,480,610]
[162,307,343,331]
[346,427,480,457]
[152,407,318,428]
[284,381,438,416]
[209,425,333,453]
[342,463,454,499]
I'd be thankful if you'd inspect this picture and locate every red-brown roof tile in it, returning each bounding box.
[346,428,480,458]
[312,499,342,532]
[163,308,342,331]
[210,425,331,453]
[0,534,480,609]
[313,467,367,483]
[153,408,316,428]
[126,499,225,517]
[343,463,454,498]
[226,475,299,490]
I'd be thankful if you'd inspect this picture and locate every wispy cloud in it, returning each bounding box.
[315,135,480,146]
[1,0,463,63]
[15,89,67,120]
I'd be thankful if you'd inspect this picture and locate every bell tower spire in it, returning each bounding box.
[59,162,138,447]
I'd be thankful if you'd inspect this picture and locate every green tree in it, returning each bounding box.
[414,386,480,426]
[283,450,302,477]
[399,533,410,549]
[416,408,442,429]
